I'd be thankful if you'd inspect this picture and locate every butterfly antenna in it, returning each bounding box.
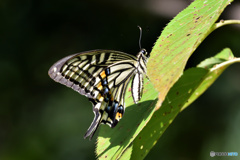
[137,26,142,49]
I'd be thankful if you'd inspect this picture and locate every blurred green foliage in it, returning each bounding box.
[0,0,240,160]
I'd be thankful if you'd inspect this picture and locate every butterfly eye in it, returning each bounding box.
[140,49,149,56]
[140,49,146,54]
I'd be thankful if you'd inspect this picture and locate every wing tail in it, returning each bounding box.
[84,103,102,140]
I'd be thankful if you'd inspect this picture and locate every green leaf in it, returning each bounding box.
[96,81,158,159]
[96,0,235,159]
[119,144,133,160]
[131,48,240,159]
[148,0,233,104]
[181,48,238,110]
[129,0,233,158]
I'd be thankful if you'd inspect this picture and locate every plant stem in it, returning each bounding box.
[213,19,240,30]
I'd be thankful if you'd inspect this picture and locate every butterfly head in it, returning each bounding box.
[138,48,149,58]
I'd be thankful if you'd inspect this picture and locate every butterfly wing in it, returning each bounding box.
[131,70,144,103]
[48,50,138,139]
[48,50,137,98]
[84,61,137,139]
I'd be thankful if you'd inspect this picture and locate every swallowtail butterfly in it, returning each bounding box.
[48,29,149,140]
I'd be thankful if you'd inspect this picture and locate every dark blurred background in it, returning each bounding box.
[1,0,240,159]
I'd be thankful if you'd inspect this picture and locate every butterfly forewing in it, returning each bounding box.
[48,50,136,98]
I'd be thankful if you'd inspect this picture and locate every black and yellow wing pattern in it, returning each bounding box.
[48,49,149,139]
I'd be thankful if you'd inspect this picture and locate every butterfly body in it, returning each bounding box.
[48,49,149,139]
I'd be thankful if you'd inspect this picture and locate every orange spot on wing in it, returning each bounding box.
[115,112,122,121]
[100,71,106,79]
[98,95,104,101]
[97,94,104,101]
[97,82,103,90]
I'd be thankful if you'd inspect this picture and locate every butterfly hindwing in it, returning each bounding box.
[84,64,135,139]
